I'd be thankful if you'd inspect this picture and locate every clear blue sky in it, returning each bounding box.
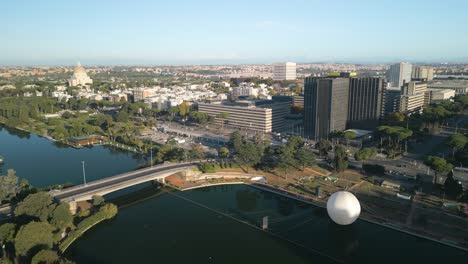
[2,0,468,65]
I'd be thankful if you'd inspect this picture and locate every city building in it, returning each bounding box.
[68,62,93,87]
[427,80,468,95]
[198,101,273,133]
[424,89,456,106]
[232,85,256,98]
[347,77,384,129]
[198,98,291,133]
[304,77,349,140]
[272,62,297,80]
[293,95,304,107]
[387,62,412,88]
[412,66,434,81]
[133,87,159,101]
[382,87,401,116]
[400,81,427,114]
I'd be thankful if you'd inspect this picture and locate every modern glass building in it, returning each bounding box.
[347,77,384,129]
[304,77,349,140]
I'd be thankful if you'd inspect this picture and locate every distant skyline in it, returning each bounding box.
[2,0,468,66]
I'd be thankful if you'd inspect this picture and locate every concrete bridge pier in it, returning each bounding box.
[69,200,77,215]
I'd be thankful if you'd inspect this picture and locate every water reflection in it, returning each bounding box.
[235,189,259,212]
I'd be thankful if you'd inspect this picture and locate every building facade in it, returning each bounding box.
[347,77,384,129]
[424,89,456,106]
[412,66,434,81]
[387,62,412,88]
[400,81,427,114]
[304,77,349,140]
[272,62,297,80]
[382,87,401,116]
[68,62,93,87]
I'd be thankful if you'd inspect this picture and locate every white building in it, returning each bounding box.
[424,89,455,105]
[68,62,93,87]
[273,62,296,80]
[387,62,412,88]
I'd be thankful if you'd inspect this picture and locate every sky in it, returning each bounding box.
[2,0,468,66]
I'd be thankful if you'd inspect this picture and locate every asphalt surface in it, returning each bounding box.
[53,162,196,200]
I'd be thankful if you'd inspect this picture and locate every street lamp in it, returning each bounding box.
[81,161,87,186]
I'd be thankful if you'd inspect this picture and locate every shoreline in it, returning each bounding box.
[0,122,142,153]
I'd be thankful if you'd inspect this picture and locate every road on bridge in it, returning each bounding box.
[52,162,198,201]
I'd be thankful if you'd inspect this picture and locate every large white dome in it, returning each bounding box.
[326,191,361,225]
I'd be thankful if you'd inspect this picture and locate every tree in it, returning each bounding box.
[14,192,55,221]
[0,223,16,247]
[217,147,229,166]
[354,148,377,161]
[444,171,464,200]
[31,250,59,264]
[0,169,29,202]
[92,195,105,207]
[383,112,405,126]
[343,130,357,147]
[447,134,467,159]
[50,202,73,230]
[334,145,348,172]
[114,110,129,122]
[188,143,205,160]
[234,142,262,173]
[229,131,243,153]
[14,221,54,257]
[425,156,453,184]
[178,101,190,118]
[277,145,295,176]
[295,147,316,171]
[316,139,332,156]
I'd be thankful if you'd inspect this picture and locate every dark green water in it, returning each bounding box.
[0,125,142,187]
[1,125,467,263]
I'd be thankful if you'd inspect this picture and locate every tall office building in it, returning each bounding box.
[387,62,412,88]
[382,87,401,116]
[272,62,297,80]
[304,77,349,140]
[412,66,434,81]
[347,77,384,129]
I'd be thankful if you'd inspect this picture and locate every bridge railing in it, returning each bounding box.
[58,165,195,201]
[53,160,206,196]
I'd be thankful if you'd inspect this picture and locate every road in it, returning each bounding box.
[53,162,198,201]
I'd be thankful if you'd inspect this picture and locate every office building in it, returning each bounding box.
[387,62,412,88]
[382,87,401,116]
[412,66,434,81]
[68,62,93,87]
[347,77,384,129]
[273,62,296,80]
[400,81,427,114]
[427,80,468,95]
[424,89,456,106]
[304,77,349,140]
[198,98,291,133]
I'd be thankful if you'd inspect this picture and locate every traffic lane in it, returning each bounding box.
[54,163,192,200]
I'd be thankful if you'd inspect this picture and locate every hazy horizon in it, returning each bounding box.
[3,0,468,66]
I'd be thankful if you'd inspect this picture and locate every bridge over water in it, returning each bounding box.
[0,162,199,215]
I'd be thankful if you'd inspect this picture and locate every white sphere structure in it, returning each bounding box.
[326,191,361,225]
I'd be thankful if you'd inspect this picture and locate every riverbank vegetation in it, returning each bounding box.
[0,170,117,263]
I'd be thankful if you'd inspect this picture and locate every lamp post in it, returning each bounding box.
[81,161,87,186]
